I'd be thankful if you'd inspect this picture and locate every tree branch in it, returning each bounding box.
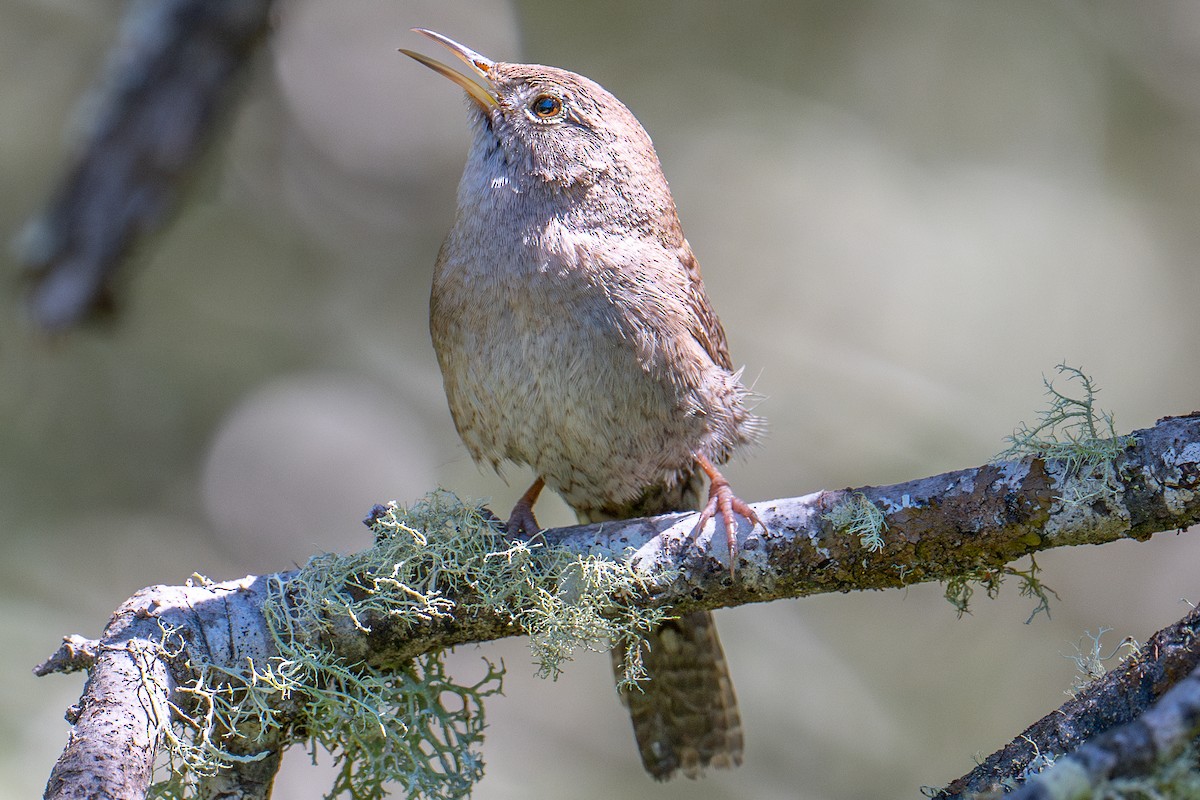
[42,578,280,800]
[935,605,1200,798]
[546,410,1200,615]
[37,412,1200,797]
[16,0,273,331]
[1005,655,1200,800]
[43,592,173,800]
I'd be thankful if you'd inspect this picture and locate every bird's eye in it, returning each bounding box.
[529,94,564,120]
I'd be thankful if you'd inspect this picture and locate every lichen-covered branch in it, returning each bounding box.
[1002,655,1200,800]
[43,591,185,800]
[42,635,163,800]
[37,412,1200,798]
[539,410,1200,621]
[1002,656,1200,798]
[42,578,280,800]
[347,412,1200,668]
[934,605,1200,799]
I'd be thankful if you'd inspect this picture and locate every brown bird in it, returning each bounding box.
[403,29,764,780]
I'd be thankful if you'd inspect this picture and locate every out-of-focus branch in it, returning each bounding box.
[36,412,1200,797]
[16,0,274,331]
[1005,658,1200,800]
[935,606,1200,799]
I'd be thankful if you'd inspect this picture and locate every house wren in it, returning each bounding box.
[403,29,764,780]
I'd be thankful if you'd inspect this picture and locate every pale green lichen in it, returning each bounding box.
[939,365,1130,624]
[942,555,1059,623]
[148,490,671,799]
[995,363,1137,509]
[999,742,1200,799]
[1089,742,1200,799]
[1016,736,1059,784]
[517,552,673,688]
[823,492,887,552]
[1063,627,1140,697]
[929,734,1200,798]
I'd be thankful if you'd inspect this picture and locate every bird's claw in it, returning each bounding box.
[506,477,547,545]
[692,482,763,573]
[505,504,544,543]
[691,452,764,575]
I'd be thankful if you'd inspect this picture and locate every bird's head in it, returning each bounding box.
[402,29,664,191]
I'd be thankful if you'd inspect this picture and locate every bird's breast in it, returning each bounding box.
[430,227,704,508]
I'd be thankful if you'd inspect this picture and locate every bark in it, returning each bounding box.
[1003,657,1200,800]
[43,593,173,800]
[936,605,1200,798]
[196,734,283,800]
[42,578,280,800]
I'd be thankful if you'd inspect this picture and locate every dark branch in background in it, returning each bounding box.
[935,606,1200,798]
[14,0,273,331]
[1002,657,1200,800]
[35,413,1200,798]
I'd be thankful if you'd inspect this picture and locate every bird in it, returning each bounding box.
[402,28,764,780]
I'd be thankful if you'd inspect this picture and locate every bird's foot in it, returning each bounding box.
[692,453,764,574]
[506,476,547,545]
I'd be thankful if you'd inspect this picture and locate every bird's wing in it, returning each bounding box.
[676,242,734,372]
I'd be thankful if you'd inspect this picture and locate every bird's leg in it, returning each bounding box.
[506,476,546,543]
[692,452,764,573]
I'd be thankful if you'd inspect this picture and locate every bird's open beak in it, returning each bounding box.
[401,28,499,110]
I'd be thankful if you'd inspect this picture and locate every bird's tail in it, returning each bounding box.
[611,609,743,780]
[577,484,744,780]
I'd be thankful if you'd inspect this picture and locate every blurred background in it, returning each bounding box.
[3,1,1199,797]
